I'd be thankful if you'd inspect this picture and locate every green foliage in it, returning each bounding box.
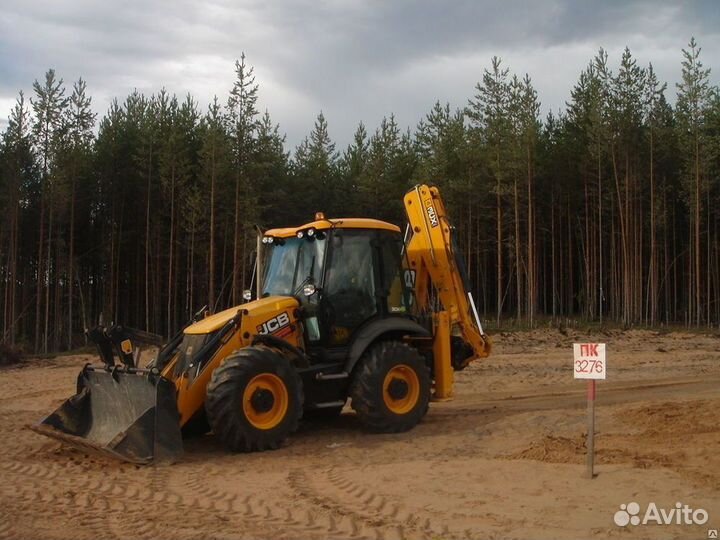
[1,43,720,352]
[676,37,713,200]
[292,112,339,219]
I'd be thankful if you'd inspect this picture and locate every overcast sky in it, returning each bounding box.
[1,1,719,150]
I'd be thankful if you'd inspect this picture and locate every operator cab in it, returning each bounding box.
[262,217,414,353]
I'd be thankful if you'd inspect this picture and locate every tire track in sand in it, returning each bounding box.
[1,449,333,540]
[322,466,454,539]
[0,472,116,540]
[287,468,448,540]
[182,463,340,539]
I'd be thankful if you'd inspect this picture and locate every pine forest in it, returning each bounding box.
[2,40,720,354]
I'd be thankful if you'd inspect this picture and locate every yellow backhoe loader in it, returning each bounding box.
[31,185,491,463]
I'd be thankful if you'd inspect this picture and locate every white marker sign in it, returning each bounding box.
[573,343,606,380]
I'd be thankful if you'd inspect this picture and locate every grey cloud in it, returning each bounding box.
[1,0,718,147]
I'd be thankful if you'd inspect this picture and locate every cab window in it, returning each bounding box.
[378,232,412,314]
[322,230,378,345]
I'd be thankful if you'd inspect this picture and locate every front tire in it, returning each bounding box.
[205,346,303,452]
[350,341,430,433]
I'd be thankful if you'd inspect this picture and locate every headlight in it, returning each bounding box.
[303,283,317,297]
[297,231,304,238]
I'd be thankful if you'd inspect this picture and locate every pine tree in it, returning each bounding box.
[293,112,338,218]
[31,69,68,352]
[199,96,230,311]
[65,78,95,347]
[339,122,369,215]
[359,115,401,220]
[467,57,511,325]
[676,37,712,325]
[516,74,541,325]
[160,94,200,335]
[94,99,128,326]
[253,110,290,225]
[226,54,260,305]
[135,92,160,331]
[644,64,667,325]
[1,93,38,345]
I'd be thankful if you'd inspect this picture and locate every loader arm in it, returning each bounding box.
[404,185,491,397]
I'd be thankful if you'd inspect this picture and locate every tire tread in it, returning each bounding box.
[205,345,303,452]
[350,340,430,433]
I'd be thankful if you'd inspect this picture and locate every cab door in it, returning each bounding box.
[319,229,380,347]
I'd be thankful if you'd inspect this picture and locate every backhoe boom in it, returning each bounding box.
[404,185,491,398]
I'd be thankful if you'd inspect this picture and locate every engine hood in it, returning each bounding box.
[184,296,300,335]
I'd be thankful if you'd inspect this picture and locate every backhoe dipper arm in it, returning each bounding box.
[404,185,491,367]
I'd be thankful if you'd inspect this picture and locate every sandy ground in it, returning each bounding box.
[1,328,719,540]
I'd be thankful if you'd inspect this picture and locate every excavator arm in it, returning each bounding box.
[404,184,491,398]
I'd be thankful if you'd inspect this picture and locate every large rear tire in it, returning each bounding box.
[350,341,430,433]
[206,346,303,452]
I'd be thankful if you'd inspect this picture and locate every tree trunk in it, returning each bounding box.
[611,146,629,325]
[496,171,503,326]
[526,143,534,326]
[583,180,591,318]
[598,154,603,324]
[190,215,196,315]
[647,128,656,325]
[167,167,176,338]
[551,188,556,319]
[209,151,216,311]
[514,177,521,320]
[53,232,62,351]
[233,170,241,306]
[567,197,574,315]
[44,204,53,353]
[68,175,76,349]
[695,135,701,325]
[35,192,45,352]
[145,143,153,332]
[221,217,229,310]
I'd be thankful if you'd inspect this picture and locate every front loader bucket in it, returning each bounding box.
[30,367,183,464]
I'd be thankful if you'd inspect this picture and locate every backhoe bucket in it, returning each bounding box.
[30,366,183,464]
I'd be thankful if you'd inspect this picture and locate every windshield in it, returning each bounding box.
[262,236,327,297]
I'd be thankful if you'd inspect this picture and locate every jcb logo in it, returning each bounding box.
[257,312,291,335]
[424,198,439,228]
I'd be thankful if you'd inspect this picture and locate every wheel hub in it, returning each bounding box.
[382,364,421,415]
[387,377,409,400]
[241,372,290,430]
[250,388,275,413]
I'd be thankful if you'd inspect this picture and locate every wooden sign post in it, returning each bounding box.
[573,343,606,479]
